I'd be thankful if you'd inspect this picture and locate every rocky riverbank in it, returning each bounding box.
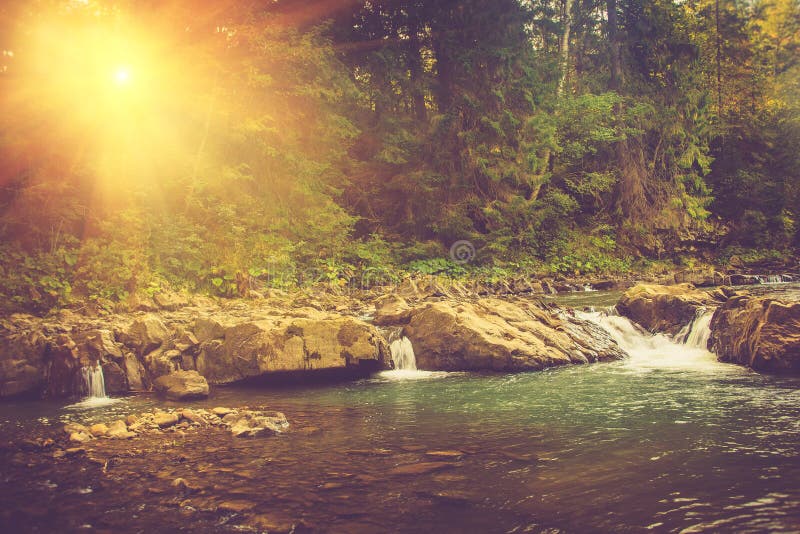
[4,270,800,400]
[0,283,630,400]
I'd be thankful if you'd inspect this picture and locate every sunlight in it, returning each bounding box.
[113,67,131,86]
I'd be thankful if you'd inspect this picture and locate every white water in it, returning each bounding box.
[66,365,118,409]
[578,309,743,374]
[757,274,790,284]
[390,337,417,371]
[379,335,446,380]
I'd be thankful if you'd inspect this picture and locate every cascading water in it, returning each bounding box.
[378,331,445,380]
[389,336,417,371]
[66,364,117,409]
[756,274,790,284]
[81,365,107,398]
[577,308,737,373]
[680,309,714,350]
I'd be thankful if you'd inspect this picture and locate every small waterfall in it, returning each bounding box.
[681,309,714,350]
[577,308,731,372]
[389,337,417,371]
[756,274,789,284]
[80,365,107,398]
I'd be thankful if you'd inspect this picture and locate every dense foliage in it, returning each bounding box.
[0,0,798,311]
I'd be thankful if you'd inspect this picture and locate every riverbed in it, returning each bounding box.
[1,288,799,533]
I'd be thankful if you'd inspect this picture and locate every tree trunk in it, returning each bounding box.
[606,0,623,91]
[407,9,427,121]
[558,0,575,96]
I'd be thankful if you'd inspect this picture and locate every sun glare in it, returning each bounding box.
[114,67,131,85]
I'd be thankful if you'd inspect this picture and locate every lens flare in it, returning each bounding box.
[114,67,131,85]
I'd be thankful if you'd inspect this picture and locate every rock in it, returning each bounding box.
[175,331,200,353]
[398,298,626,371]
[63,422,89,435]
[424,450,466,460]
[180,409,206,424]
[107,419,135,439]
[125,414,139,426]
[154,412,180,428]
[0,330,48,397]
[212,407,233,417]
[101,361,128,394]
[388,462,457,476]
[729,274,762,285]
[674,268,727,287]
[124,315,170,355]
[372,295,413,326]
[709,295,800,373]
[69,431,92,443]
[78,329,123,361]
[153,291,189,311]
[89,423,109,437]
[193,316,227,343]
[228,410,289,437]
[144,348,182,379]
[218,500,256,513]
[153,370,209,401]
[122,353,145,391]
[196,315,390,384]
[616,284,724,335]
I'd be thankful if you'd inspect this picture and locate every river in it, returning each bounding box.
[1,287,799,533]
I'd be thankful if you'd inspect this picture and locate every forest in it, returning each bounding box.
[1,0,798,312]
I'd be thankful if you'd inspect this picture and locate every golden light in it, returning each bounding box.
[113,67,132,86]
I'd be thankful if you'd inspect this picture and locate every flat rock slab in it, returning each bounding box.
[388,461,459,476]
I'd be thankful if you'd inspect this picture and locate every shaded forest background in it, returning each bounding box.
[1,0,798,311]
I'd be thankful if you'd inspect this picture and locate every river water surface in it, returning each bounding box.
[1,288,799,533]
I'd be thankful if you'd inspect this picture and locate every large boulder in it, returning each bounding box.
[153,370,210,400]
[195,314,390,384]
[709,295,800,373]
[122,315,170,355]
[401,298,627,371]
[616,284,725,335]
[0,330,48,397]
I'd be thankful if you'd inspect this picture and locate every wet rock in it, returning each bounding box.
[63,422,89,436]
[709,295,800,373]
[212,407,233,417]
[123,353,145,391]
[345,448,393,457]
[154,412,180,428]
[217,500,256,513]
[674,268,727,287]
[89,423,109,437]
[616,284,724,335]
[101,361,128,394]
[180,409,206,425]
[729,274,762,285]
[107,419,135,439]
[153,370,209,401]
[227,410,288,438]
[69,431,92,443]
[399,298,626,371]
[388,461,458,476]
[424,450,466,460]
